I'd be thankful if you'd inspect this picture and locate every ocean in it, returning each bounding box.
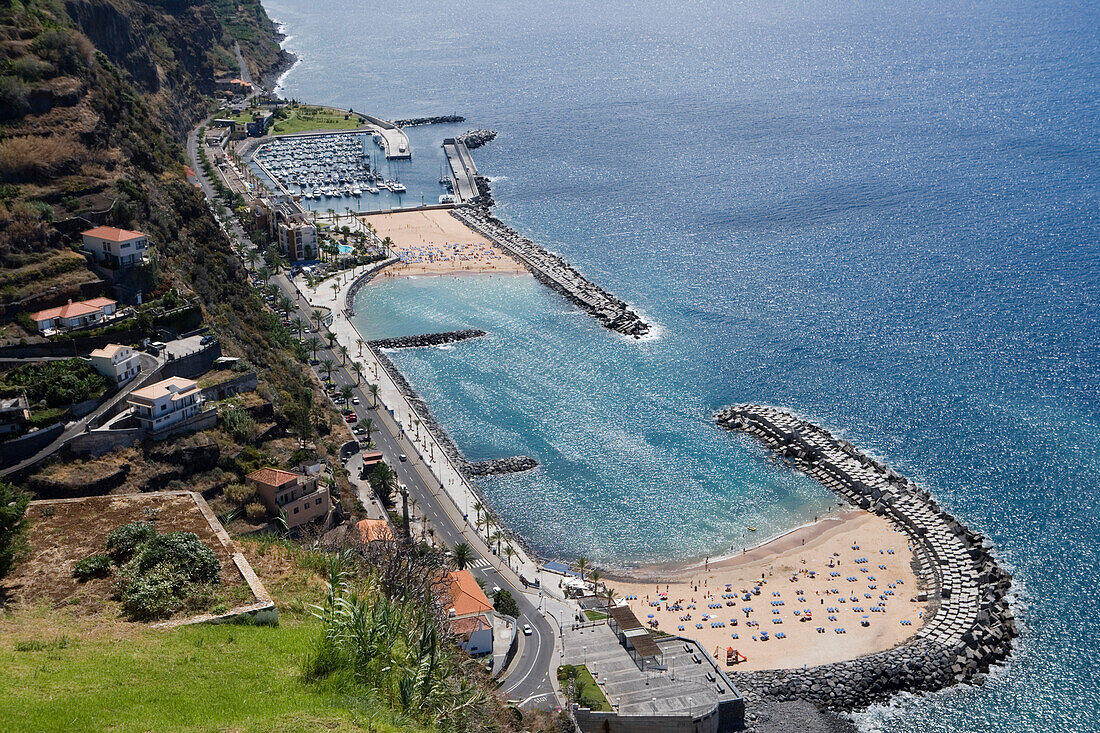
[262,0,1100,729]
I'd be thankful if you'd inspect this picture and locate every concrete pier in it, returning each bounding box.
[452,207,651,338]
[715,405,1016,711]
[361,114,411,159]
[442,138,480,203]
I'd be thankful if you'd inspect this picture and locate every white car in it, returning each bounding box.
[352,397,360,405]
[523,625,532,636]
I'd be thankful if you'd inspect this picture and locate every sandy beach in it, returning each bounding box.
[606,511,928,671]
[360,209,529,277]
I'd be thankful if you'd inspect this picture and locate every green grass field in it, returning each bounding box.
[557,664,612,712]
[271,106,365,135]
[0,618,429,733]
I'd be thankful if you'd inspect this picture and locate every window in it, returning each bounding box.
[293,507,299,514]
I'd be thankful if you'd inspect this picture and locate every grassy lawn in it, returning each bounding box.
[557,664,612,712]
[271,106,365,135]
[0,616,427,732]
[583,609,609,621]
[0,534,434,733]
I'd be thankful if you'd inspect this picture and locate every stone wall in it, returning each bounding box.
[715,405,1016,711]
[0,422,64,468]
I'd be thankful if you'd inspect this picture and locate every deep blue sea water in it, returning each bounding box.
[263,0,1100,728]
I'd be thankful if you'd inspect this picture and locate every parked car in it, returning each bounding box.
[352,397,360,405]
[200,334,216,345]
[345,413,357,423]
[150,341,167,351]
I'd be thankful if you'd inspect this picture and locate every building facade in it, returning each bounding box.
[89,344,140,386]
[127,377,203,433]
[81,226,149,267]
[277,220,318,261]
[0,394,30,435]
[31,297,118,333]
[443,569,496,657]
[246,466,332,529]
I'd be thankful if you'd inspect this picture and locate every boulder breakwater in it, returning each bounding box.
[368,329,486,350]
[457,129,497,149]
[452,206,651,338]
[716,404,1016,711]
[372,348,538,479]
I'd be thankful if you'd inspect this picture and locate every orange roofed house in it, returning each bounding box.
[356,518,395,543]
[247,466,332,530]
[81,226,149,268]
[443,569,496,657]
[31,297,117,334]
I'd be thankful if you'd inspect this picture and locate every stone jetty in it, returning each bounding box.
[372,349,539,479]
[392,114,465,127]
[452,206,651,338]
[369,329,486,350]
[716,404,1016,711]
[457,129,497,149]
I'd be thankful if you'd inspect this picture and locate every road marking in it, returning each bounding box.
[502,611,545,695]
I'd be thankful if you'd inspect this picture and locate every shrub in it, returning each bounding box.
[222,405,256,442]
[223,482,257,507]
[119,565,184,620]
[492,589,520,618]
[244,501,267,521]
[0,481,30,580]
[0,75,29,120]
[123,531,220,585]
[72,553,112,581]
[105,521,157,563]
[0,135,86,183]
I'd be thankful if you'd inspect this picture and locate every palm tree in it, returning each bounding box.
[306,336,321,360]
[258,265,272,284]
[602,586,617,613]
[291,317,305,338]
[413,418,421,441]
[312,309,325,330]
[450,542,474,571]
[503,545,516,571]
[490,530,504,557]
[589,569,602,592]
[338,344,349,364]
[320,358,336,382]
[246,249,260,271]
[339,385,353,405]
[473,501,483,530]
[575,557,590,587]
[352,361,363,384]
[362,417,374,443]
[356,338,365,356]
[326,331,337,349]
[367,383,380,409]
[331,281,340,301]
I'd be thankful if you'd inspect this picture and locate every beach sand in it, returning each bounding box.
[606,511,928,671]
[360,209,528,277]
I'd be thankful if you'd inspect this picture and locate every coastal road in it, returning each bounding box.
[185,121,559,707]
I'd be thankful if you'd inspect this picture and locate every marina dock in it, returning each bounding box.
[452,207,651,338]
[361,114,411,159]
[442,137,480,203]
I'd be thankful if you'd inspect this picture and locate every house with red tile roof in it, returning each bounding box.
[356,518,395,543]
[442,569,496,656]
[247,466,332,530]
[81,226,149,267]
[31,297,117,333]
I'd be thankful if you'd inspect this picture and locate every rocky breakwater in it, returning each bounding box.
[369,329,486,350]
[715,404,1016,711]
[464,456,538,477]
[457,129,497,149]
[452,207,651,338]
[392,115,466,127]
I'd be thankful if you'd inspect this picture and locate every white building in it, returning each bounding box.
[277,220,318,261]
[127,377,203,433]
[88,344,141,386]
[30,297,117,333]
[81,226,150,267]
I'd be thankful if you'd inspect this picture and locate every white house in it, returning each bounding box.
[443,569,496,657]
[277,220,318,261]
[30,297,117,333]
[88,344,141,386]
[127,377,203,433]
[81,226,150,267]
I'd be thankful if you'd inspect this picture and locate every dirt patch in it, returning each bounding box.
[1,493,251,619]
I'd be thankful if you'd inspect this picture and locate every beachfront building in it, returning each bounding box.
[246,466,332,529]
[0,393,30,435]
[89,344,140,386]
[442,569,496,656]
[30,297,118,334]
[127,377,203,434]
[81,226,150,268]
[277,220,318,261]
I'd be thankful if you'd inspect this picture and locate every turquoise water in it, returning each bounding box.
[266,0,1100,728]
